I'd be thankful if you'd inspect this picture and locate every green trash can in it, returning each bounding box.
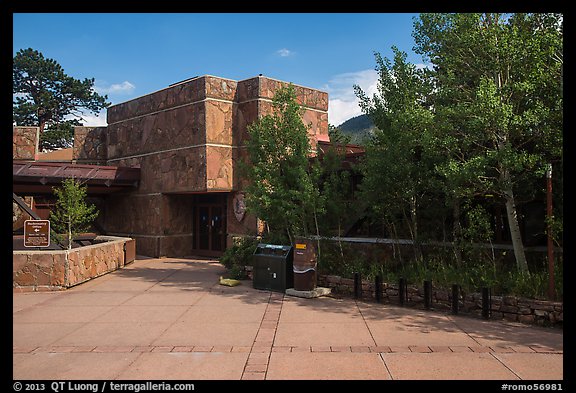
[252,244,294,293]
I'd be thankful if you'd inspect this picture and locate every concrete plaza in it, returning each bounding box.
[13,257,563,380]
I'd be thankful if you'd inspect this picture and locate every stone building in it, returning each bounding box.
[13,75,329,258]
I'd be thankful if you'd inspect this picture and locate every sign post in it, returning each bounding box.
[24,220,51,248]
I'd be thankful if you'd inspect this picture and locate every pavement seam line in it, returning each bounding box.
[378,353,395,380]
[489,352,523,380]
[26,344,562,355]
[241,291,283,380]
[355,299,379,348]
[357,299,393,380]
[113,350,145,380]
[446,314,488,348]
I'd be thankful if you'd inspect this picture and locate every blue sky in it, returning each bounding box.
[13,13,426,127]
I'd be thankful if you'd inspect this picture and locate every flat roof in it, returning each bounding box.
[107,74,328,110]
[36,148,73,162]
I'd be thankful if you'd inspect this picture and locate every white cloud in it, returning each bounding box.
[65,109,107,127]
[323,69,379,127]
[276,48,294,57]
[94,81,135,95]
[81,111,108,127]
[415,62,433,71]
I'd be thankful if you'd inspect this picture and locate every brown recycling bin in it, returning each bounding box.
[293,238,317,291]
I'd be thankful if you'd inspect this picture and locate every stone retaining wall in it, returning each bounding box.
[318,274,563,328]
[13,236,136,291]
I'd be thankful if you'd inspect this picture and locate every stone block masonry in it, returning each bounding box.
[318,274,563,328]
[73,126,107,164]
[13,236,135,291]
[100,75,328,257]
[104,75,328,193]
[13,127,39,160]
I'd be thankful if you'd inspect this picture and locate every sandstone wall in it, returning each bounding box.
[13,126,39,160]
[13,236,135,291]
[101,75,328,257]
[73,126,107,164]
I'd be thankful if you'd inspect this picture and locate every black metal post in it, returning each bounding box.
[424,280,432,310]
[354,272,361,299]
[482,287,491,319]
[399,278,406,306]
[451,284,459,314]
[375,276,382,303]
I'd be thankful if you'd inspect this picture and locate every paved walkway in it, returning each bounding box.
[13,257,563,380]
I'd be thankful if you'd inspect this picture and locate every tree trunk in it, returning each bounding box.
[452,200,463,267]
[67,217,72,251]
[391,221,403,266]
[38,120,46,134]
[337,221,344,262]
[490,46,528,271]
[313,208,321,259]
[410,195,423,262]
[501,171,528,271]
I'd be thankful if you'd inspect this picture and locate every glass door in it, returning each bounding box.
[198,206,210,250]
[193,197,227,256]
[210,206,225,252]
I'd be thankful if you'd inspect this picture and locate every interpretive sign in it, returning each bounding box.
[24,220,50,248]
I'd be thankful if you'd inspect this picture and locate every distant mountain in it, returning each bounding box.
[336,114,376,145]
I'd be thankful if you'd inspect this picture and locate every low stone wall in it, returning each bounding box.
[318,274,563,328]
[13,236,136,291]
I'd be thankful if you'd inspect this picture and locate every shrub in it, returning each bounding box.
[317,238,563,300]
[229,264,248,280]
[219,236,258,275]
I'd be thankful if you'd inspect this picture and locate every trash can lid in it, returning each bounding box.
[293,267,316,274]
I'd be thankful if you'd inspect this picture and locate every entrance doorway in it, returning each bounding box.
[192,193,227,256]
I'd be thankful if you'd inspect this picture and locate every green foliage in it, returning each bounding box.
[318,239,562,299]
[315,133,357,237]
[13,48,110,146]
[219,237,258,270]
[500,270,547,300]
[412,13,563,270]
[461,204,494,244]
[49,178,99,250]
[219,237,258,280]
[327,124,351,145]
[219,237,259,280]
[354,46,438,257]
[40,120,78,151]
[228,264,248,280]
[242,84,322,242]
[259,231,291,246]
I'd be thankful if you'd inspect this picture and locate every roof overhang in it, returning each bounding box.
[13,161,140,195]
[314,141,366,168]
